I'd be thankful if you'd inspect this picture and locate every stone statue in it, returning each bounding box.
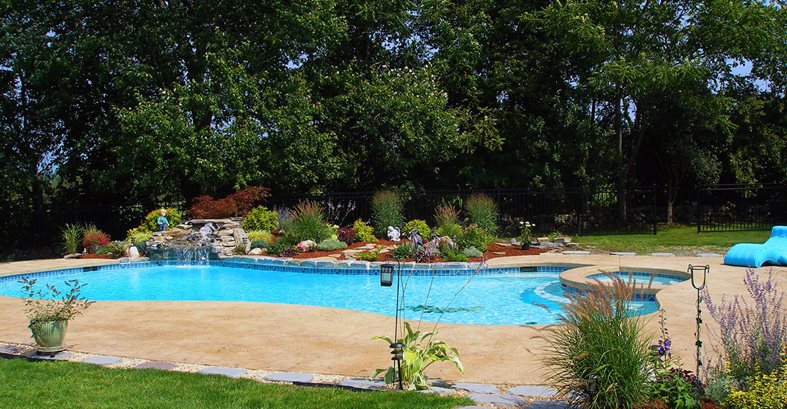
[409,229,422,248]
[387,226,401,242]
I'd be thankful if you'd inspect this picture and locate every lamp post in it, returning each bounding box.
[380,262,404,390]
[688,264,709,379]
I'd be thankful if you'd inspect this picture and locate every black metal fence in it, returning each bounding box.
[697,184,787,232]
[268,186,659,236]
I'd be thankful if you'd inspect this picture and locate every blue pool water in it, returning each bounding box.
[0,263,660,325]
[588,272,687,286]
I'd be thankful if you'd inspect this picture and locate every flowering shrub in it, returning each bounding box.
[705,269,786,382]
[518,221,535,244]
[188,186,269,218]
[82,226,110,253]
[337,227,356,245]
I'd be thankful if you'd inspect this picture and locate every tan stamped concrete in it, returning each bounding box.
[0,254,785,384]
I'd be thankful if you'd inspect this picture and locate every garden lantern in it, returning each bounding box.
[380,264,394,287]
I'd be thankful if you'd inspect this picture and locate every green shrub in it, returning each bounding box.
[61,224,82,254]
[317,238,348,251]
[142,208,183,232]
[436,222,463,239]
[464,194,498,235]
[96,241,128,258]
[403,219,431,239]
[458,225,494,252]
[373,322,463,390]
[232,244,247,255]
[434,203,460,230]
[391,243,415,260]
[249,240,269,249]
[242,206,279,232]
[353,219,376,242]
[267,241,297,256]
[126,226,153,244]
[722,355,787,409]
[544,276,652,409]
[283,201,331,243]
[356,246,383,261]
[371,190,404,236]
[442,247,468,262]
[246,230,274,244]
[462,246,483,258]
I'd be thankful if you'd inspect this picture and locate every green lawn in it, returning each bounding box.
[574,225,772,254]
[0,359,471,409]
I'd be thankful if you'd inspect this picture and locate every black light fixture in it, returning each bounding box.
[380,263,394,287]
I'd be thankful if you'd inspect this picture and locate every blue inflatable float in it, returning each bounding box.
[724,226,787,268]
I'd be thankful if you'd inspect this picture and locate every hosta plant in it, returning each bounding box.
[373,322,463,390]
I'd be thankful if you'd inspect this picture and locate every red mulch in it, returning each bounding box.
[286,240,551,262]
[79,254,111,259]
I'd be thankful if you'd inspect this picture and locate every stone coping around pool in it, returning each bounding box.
[0,341,565,406]
[0,256,592,283]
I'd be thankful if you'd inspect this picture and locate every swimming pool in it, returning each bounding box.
[587,271,687,286]
[0,261,660,325]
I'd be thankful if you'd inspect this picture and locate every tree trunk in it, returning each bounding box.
[615,92,627,224]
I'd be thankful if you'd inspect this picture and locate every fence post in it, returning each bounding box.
[652,187,657,235]
[696,186,702,234]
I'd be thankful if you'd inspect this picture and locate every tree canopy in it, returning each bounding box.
[2,0,785,229]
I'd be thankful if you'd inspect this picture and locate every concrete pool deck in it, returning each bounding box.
[0,254,784,385]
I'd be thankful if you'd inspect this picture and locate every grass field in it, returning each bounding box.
[0,359,471,409]
[574,225,771,254]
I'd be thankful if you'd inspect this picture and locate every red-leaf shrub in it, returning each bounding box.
[189,187,270,218]
[337,227,357,245]
[82,230,111,253]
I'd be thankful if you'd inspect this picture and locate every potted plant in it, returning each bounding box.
[518,221,535,250]
[20,277,94,354]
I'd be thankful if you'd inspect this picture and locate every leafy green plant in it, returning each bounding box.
[464,194,498,235]
[126,226,153,245]
[267,241,297,257]
[96,241,129,258]
[242,206,279,232]
[356,246,383,261]
[518,221,535,244]
[434,203,460,230]
[373,322,463,390]
[403,219,431,239]
[61,224,82,254]
[20,277,94,323]
[249,240,268,249]
[246,230,274,244]
[371,190,404,236]
[548,230,563,242]
[543,276,652,409]
[353,219,376,242]
[283,201,331,243]
[436,222,463,240]
[442,247,468,262]
[458,225,494,252]
[391,243,416,260]
[462,246,483,258]
[232,244,247,255]
[142,208,183,232]
[317,238,348,251]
